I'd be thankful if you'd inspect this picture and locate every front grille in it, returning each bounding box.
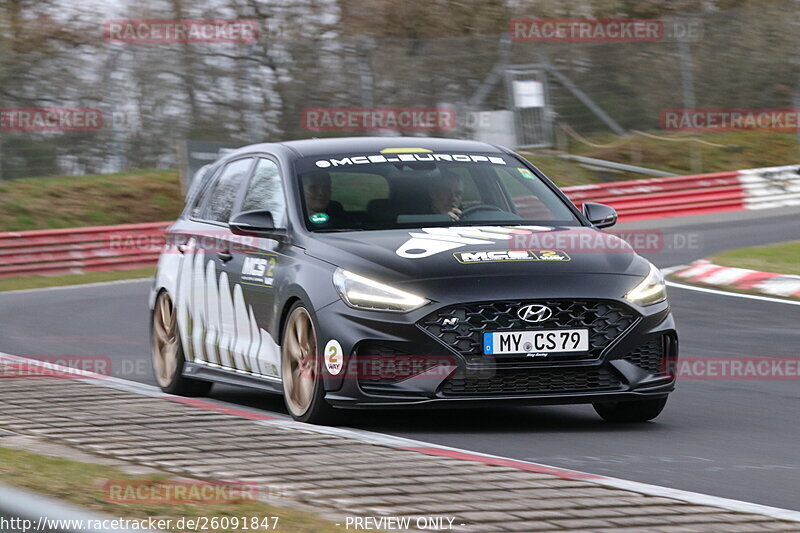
[418,300,638,362]
[623,338,666,375]
[441,366,622,396]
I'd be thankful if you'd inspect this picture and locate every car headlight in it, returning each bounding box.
[333,268,429,312]
[625,263,667,306]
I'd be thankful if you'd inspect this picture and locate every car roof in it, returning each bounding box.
[227,136,507,159]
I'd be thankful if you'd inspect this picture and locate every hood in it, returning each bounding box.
[303,225,651,283]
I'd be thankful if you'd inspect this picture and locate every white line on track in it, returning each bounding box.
[0,277,153,296]
[665,279,800,306]
[661,265,800,306]
[2,352,800,522]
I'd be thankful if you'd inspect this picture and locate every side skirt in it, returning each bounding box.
[184,361,283,394]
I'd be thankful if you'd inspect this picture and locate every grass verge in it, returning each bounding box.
[667,241,800,301]
[0,170,182,232]
[0,267,155,293]
[0,446,340,532]
[709,241,800,276]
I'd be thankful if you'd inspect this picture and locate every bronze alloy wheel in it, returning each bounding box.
[152,291,179,388]
[150,291,212,397]
[281,305,319,418]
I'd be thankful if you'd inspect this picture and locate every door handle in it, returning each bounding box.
[217,251,233,262]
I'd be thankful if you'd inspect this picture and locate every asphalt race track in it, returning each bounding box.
[1,207,798,511]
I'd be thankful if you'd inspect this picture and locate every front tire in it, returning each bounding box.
[593,397,667,423]
[281,302,337,424]
[151,291,212,397]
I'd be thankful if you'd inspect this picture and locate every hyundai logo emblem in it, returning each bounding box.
[517,304,552,323]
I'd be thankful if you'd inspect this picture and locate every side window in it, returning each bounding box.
[241,158,286,226]
[202,158,253,223]
[190,166,220,218]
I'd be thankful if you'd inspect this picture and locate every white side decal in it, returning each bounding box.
[191,250,207,362]
[204,260,221,364]
[175,239,195,360]
[247,305,262,375]
[172,248,282,379]
[154,245,181,308]
[218,271,236,369]
[232,285,252,372]
[260,328,280,377]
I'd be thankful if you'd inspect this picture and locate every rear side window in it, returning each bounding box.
[189,166,221,218]
[201,158,253,223]
[241,158,286,226]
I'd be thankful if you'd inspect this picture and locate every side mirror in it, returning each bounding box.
[229,210,287,241]
[582,202,618,229]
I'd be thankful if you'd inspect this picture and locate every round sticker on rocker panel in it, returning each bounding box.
[324,340,343,375]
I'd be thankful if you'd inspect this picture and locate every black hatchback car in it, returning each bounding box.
[150,137,677,424]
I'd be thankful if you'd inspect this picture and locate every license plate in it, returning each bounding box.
[484,329,589,355]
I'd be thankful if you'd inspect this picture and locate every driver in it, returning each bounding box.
[428,171,464,221]
[303,171,352,226]
[304,170,334,215]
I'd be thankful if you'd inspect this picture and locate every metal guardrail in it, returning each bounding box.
[557,154,677,177]
[562,170,746,221]
[0,222,169,279]
[563,164,800,221]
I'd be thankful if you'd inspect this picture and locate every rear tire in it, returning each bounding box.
[151,291,212,397]
[593,397,667,423]
[281,302,337,425]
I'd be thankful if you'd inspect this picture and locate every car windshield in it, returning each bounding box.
[295,151,580,231]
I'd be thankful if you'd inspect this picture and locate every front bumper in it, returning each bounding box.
[312,294,677,409]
